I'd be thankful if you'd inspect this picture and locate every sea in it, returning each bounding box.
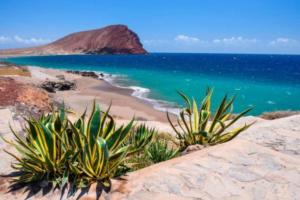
[3,53,300,115]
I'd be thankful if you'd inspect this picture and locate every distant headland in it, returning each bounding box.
[0,25,147,56]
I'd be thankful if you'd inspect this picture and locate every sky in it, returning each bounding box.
[0,0,300,54]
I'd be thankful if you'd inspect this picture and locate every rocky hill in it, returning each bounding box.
[0,25,147,56]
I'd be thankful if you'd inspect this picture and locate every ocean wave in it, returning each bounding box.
[99,72,180,115]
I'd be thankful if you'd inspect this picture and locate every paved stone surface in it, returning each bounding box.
[240,115,300,159]
[106,115,300,200]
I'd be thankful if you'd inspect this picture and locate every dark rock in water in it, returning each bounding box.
[40,80,76,93]
[80,71,99,78]
[66,70,99,79]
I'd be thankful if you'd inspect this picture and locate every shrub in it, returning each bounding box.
[147,139,179,163]
[123,153,153,172]
[167,88,254,150]
[2,108,70,186]
[116,124,156,174]
[68,103,134,188]
[126,123,156,155]
[2,102,135,194]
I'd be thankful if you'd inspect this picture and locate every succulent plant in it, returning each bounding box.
[68,103,134,188]
[2,107,70,186]
[126,124,156,155]
[167,88,254,150]
[2,101,135,194]
[147,139,178,163]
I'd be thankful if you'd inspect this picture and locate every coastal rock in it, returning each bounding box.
[66,70,100,79]
[40,80,76,93]
[104,115,300,200]
[0,25,147,56]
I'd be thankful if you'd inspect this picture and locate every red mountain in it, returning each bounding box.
[0,25,147,56]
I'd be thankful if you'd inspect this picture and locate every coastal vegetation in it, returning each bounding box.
[1,102,152,195]
[167,88,253,150]
[2,89,252,197]
[147,139,179,163]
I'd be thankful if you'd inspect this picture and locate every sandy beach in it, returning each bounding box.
[9,65,176,134]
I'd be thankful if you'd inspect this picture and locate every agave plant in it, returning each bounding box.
[67,102,134,189]
[114,124,156,175]
[167,88,253,150]
[2,101,136,194]
[2,107,71,187]
[147,139,179,163]
[126,124,156,155]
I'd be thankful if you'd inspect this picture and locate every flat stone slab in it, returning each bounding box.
[240,115,300,159]
[107,140,299,200]
[97,115,300,200]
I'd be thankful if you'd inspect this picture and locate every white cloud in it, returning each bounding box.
[145,35,258,47]
[0,35,51,45]
[0,36,11,43]
[143,39,169,45]
[269,38,298,46]
[13,35,50,44]
[174,34,200,43]
[143,35,300,53]
[213,36,258,45]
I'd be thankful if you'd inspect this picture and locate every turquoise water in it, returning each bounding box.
[3,53,300,115]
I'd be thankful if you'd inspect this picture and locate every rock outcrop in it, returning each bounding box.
[40,80,76,93]
[66,70,102,79]
[0,25,147,56]
[0,77,51,113]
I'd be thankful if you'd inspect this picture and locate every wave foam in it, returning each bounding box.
[100,72,179,115]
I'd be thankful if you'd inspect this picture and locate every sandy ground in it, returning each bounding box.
[17,66,176,133]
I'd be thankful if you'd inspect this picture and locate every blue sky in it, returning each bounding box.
[0,0,300,54]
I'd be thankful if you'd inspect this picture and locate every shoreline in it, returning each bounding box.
[3,54,300,116]
[99,72,180,115]
[0,63,177,134]
[24,64,300,118]
[0,55,180,115]
[26,66,175,124]
[0,56,181,116]
[1,60,300,121]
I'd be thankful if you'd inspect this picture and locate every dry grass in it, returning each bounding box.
[0,62,31,77]
[156,132,179,148]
